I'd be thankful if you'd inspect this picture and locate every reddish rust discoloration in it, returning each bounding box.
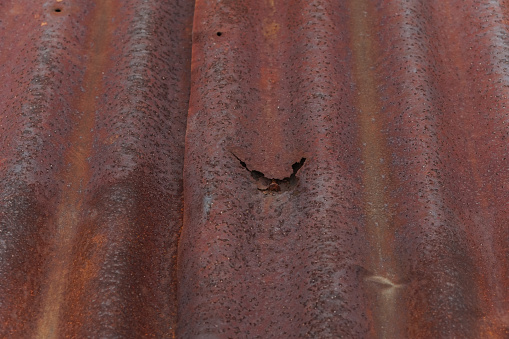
[267,180,280,192]
[1,0,508,338]
[0,0,193,337]
[35,1,117,337]
[179,0,508,337]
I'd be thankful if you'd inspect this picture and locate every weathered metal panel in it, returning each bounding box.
[179,0,509,337]
[0,0,193,337]
[0,0,508,338]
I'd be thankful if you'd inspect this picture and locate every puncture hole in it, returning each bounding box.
[292,158,306,174]
[217,32,222,36]
[54,8,62,12]
[233,152,306,193]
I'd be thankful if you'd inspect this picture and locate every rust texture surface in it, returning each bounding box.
[0,0,508,338]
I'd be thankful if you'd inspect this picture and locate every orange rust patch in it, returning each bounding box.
[34,1,118,338]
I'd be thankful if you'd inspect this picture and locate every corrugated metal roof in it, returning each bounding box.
[1,0,508,337]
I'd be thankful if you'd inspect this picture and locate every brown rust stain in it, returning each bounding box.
[35,1,116,337]
[349,1,403,337]
[258,0,284,177]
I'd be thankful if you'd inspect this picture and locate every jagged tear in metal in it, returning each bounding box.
[0,0,508,337]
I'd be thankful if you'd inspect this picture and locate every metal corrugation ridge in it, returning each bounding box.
[0,0,508,338]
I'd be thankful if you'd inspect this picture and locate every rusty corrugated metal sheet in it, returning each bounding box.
[0,0,193,337]
[0,0,508,338]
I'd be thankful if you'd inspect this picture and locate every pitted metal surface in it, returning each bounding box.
[0,0,508,338]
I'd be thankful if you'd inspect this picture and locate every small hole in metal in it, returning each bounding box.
[217,32,222,36]
[54,8,62,12]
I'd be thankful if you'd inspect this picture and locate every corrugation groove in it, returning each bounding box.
[0,0,508,338]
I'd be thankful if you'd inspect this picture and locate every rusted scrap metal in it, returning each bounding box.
[1,0,508,338]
